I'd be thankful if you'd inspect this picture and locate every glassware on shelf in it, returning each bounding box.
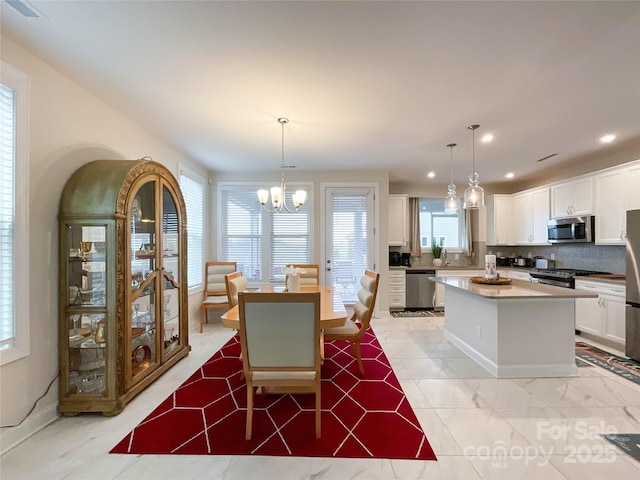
[80,241,93,260]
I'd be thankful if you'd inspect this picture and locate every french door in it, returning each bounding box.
[323,187,376,304]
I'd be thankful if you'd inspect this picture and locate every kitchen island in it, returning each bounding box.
[431,276,598,378]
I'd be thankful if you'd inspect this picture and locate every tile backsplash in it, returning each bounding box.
[392,243,626,274]
[486,244,626,274]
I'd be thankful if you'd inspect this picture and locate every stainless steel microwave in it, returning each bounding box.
[547,216,594,243]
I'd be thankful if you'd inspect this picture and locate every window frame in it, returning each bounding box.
[0,62,30,366]
[217,182,314,284]
[179,165,205,292]
[418,197,465,254]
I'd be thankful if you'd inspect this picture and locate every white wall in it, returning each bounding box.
[0,36,208,451]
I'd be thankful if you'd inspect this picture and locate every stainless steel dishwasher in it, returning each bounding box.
[405,269,436,310]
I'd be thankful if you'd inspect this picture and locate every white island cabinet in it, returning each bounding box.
[431,276,597,378]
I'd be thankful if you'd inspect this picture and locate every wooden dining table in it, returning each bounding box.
[220,284,348,330]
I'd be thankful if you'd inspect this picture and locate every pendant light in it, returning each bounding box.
[444,143,459,214]
[463,124,485,209]
[257,117,306,213]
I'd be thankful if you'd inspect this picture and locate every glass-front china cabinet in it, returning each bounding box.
[58,159,189,416]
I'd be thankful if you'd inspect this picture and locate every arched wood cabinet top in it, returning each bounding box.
[59,159,186,222]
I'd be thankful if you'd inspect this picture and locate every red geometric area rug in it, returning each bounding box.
[111,328,437,460]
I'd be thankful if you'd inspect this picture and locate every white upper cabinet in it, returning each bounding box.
[486,195,512,245]
[595,161,640,244]
[512,192,531,244]
[531,188,551,244]
[551,177,593,218]
[595,169,625,244]
[625,163,640,211]
[512,188,550,245]
[388,194,408,246]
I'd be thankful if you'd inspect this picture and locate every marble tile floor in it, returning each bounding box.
[2,315,640,480]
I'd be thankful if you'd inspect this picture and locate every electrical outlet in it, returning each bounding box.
[455,254,460,260]
[550,253,555,260]
[476,325,482,338]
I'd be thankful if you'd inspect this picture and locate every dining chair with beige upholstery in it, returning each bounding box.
[285,263,320,286]
[200,261,236,333]
[323,269,380,376]
[238,291,322,440]
[224,271,248,309]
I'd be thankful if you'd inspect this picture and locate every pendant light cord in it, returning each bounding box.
[472,127,476,174]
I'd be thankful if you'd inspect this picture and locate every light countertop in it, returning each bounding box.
[431,276,598,299]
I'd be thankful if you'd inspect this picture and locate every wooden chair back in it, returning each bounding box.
[225,271,247,308]
[286,263,320,286]
[352,269,380,336]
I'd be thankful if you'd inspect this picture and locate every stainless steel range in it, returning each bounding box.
[529,268,611,289]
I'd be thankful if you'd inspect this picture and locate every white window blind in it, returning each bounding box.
[1,62,29,365]
[180,170,204,289]
[0,83,15,351]
[330,192,370,303]
[219,184,312,283]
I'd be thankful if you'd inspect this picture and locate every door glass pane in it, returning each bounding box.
[130,181,156,287]
[131,273,158,377]
[68,312,106,395]
[163,274,180,355]
[161,186,181,357]
[65,224,107,396]
[329,191,372,304]
[161,186,179,282]
[67,225,107,307]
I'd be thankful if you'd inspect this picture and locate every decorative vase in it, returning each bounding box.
[433,258,443,267]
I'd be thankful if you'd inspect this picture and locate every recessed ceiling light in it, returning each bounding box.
[600,134,616,143]
[481,134,494,143]
[427,171,435,178]
[505,172,514,179]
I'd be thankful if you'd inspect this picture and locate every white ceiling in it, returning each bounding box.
[2,1,639,189]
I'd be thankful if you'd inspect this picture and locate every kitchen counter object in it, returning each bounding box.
[435,276,598,299]
[585,274,625,284]
[431,276,598,378]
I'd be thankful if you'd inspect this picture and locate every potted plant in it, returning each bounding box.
[431,241,443,267]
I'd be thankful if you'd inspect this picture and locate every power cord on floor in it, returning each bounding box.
[0,371,59,428]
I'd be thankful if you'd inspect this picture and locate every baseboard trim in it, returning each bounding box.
[444,330,579,378]
[0,403,59,454]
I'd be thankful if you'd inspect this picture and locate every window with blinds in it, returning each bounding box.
[1,63,30,365]
[0,83,15,353]
[179,170,204,289]
[219,184,313,283]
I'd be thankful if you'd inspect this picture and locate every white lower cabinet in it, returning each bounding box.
[388,269,406,310]
[575,279,626,345]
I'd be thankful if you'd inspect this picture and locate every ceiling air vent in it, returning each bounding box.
[536,153,558,162]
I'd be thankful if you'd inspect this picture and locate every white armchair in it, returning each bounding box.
[200,261,236,333]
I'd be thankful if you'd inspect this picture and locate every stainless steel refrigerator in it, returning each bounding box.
[626,209,640,361]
